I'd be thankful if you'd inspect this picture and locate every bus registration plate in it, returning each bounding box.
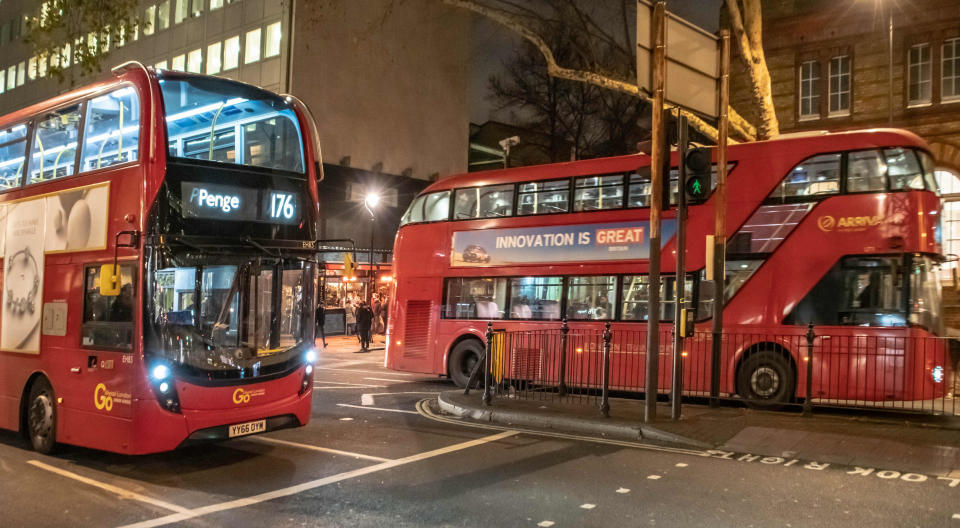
[228,419,266,438]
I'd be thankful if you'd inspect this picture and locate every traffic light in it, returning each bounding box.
[683,147,712,204]
[343,252,356,279]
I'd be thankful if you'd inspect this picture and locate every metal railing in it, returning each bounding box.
[468,320,957,418]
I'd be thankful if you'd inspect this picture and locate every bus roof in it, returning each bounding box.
[425,128,929,193]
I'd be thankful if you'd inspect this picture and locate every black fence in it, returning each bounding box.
[468,320,957,417]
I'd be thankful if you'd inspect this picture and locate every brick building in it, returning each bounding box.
[729,0,960,264]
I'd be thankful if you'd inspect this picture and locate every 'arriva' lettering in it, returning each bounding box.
[190,187,241,213]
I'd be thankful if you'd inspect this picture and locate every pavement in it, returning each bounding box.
[438,389,960,478]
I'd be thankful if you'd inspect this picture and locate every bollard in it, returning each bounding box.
[600,321,612,417]
[482,321,493,406]
[803,323,815,416]
[558,317,569,397]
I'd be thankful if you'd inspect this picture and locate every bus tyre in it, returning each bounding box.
[449,339,483,389]
[26,377,58,454]
[736,351,795,407]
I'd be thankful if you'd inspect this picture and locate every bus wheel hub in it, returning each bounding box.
[750,367,779,398]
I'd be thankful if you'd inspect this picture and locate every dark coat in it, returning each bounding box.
[315,304,325,328]
[356,305,374,331]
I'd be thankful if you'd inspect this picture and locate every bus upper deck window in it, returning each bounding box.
[768,153,840,202]
[0,123,27,190]
[454,184,514,219]
[886,148,924,190]
[423,191,451,221]
[846,150,887,193]
[29,104,81,184]
[574,174,623,211]
[81,87,140,172]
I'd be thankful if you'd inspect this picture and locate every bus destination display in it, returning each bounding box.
[181,182,299,224]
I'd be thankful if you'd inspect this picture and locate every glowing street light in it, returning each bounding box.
[364,191,381,303]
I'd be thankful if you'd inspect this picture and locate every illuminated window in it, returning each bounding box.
[143,5,156,36]
[29,104,82,183]
[0,71,5,95]
[174,0,187,24]
[223,35,240,70]
[191,0,203,16]
[38,55,47,78]
[798,60,820,119]
[187,48,202,73]
[171,54,185,71]
[265,21,281,58]
[154,60,168,69]
[16,61,25,86]
[210,0,224,9]
[908,44,932,106]
[206,42,221,74]
[81,87,141,171]
[27,56,37,81]
[245,28,261,63]
[828,55,851,116]
[61,43,71,68]
[157,0,170,31]
[6,66,15,90]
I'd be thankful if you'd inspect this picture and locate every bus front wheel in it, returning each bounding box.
[449,339,483,389]
[26,377,58,454]
[736,350,795,407]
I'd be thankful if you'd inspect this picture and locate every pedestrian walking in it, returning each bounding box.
[355,301,374,352]
[344,299,356,336]
[372,294,383,334]
[315,302,328,347]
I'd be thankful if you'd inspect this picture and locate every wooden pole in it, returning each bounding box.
[709,30,730,405]
[644,0,667,424]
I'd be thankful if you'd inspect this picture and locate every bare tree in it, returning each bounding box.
[725,0,778,139]
[24,0,142,85]
[444,0,775,143]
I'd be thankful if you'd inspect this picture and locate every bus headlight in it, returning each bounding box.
[933,366,944,384]
[151,364,171,381]
[304,348,317,364]
[149,363,180,413]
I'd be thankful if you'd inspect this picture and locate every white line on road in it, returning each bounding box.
[361,391,438,406]
[363,377,423,383]
[245,437,392,462]
[315,367,414,376]
[337,403,419,415]
[27,460,190,514]
[117,430,519,528]
[313,385,387,390]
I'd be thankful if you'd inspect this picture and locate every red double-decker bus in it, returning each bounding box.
[386,128,946,404]
[0,63,321,454]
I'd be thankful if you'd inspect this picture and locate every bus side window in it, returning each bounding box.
[81,86,141,172]
[29,104,82,184]
[768,153,841,202]
[82,264,136,350]
[0,123,28,189]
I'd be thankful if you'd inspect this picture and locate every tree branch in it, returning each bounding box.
[445,0,755,143]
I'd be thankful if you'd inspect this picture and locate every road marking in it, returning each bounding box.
[363,377,422,383]
[580,503,596,510]
[416,399,707,457]
[315,367,414,376]
[337,403,419,415]
[361,391,439,406]
[313,385,387,390]
[676,463,688,468]
[616,487,630,494]
[246,437,391,462]
[953,513,960,520]
[27,460,189,514]
[118,430,519,528]
[339,417,353,421]
[537,521,555,527]
[647,475,662,480]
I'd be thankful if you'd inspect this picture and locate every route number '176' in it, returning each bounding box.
[269,192,295,220]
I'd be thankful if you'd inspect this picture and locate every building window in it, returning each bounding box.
[154,60,168,70]
[157,0,170,31]
[908,44,932,106]
[187,48,202,73]
[944,38,960,102]
[0,71,4,94]
[211,0,225,10]
[6,66,15,90]
[828,55,851,116]
[223,35,240,70]
[38,55,47,78]
[61,43,71,68]
[16,61,25,86]
[265,21,282,58]
[27,56,37,81]
[144,5,156,35]
[245,28,261,63]
[174,0,188,24]
[798,60,820,120]
[206,42,221,74]
[171,54,185,71]
[191,0,203,16]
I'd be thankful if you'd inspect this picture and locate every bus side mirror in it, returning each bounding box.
[100,264,121,296]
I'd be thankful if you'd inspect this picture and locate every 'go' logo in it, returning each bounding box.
[94,383,113,411]
[233,388,251,404]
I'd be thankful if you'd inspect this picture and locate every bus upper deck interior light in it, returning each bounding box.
[151,364,171,381]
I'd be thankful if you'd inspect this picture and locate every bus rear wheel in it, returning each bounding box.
[26,377,58,454]
[736,350,795,407]
[449,339,483,389]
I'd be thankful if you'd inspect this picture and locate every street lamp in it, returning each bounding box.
[363,192,380,303]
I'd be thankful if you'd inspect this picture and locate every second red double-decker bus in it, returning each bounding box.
[0,63,321,454]
[386,128,946,405]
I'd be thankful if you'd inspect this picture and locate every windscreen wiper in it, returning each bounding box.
[242,236,280,258]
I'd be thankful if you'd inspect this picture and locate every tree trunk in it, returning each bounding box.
[725,0,779,139]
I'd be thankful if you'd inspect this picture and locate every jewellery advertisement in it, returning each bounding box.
[44,183,108,253]
[2,198,45,353]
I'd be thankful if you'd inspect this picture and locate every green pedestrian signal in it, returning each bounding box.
[690,179,702,195]
[683,147,712,204]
